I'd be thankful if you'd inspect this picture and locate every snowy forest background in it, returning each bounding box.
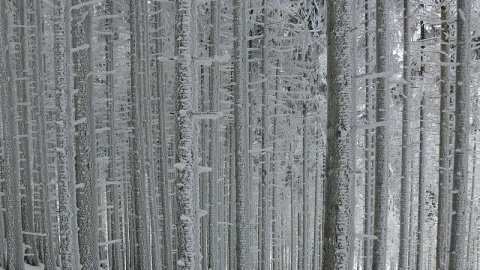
[0,0,479,269]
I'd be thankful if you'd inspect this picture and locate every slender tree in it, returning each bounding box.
[373,0,390,267]
[53,0,81,267]
[71,1,100,269]
[398,0,411,268]
[0,1,25,269]
[449,0,472,268]
[233,0,249,267]
[436,2,452,268]
[322,0,355,268]
[174,0,199,268]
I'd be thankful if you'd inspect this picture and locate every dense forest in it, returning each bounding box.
[0,0,479,269]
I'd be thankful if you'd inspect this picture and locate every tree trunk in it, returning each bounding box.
[436,2,452,268]
[233,0,249,267]
[322,0,355,268]
[398,0,411,268]
[449,0,472,268]
[53,0,80,268]
[174,0,198,268]
[373,0,390,267]
[0,1,25,269]
[71,1,100,269]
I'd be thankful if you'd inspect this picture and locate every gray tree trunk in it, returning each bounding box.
[174,0,198,268]
[373,0,390,267]
[436,2,452,269]
[0,1,25,269]
[449,0,472,268]
[322,0,355,268]
[71,1,100,269]
[399,0,411,268]
[53,0,80,268]
[232,0,249,267]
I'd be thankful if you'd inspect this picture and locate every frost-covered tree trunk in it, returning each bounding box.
[174,0,198,268]
[363,1,375,269]
[208,0,221,266]
[322,0,355,268]
[103,1,124,269]
[129,0,152,268]
[32,0,56,267]
[449,0,472,268]
[153,2,173,269]
[71,1,100,269]
[417,95,426,270]
[259,2,271,268]
[0,1,25,269]
[53,0,80,268]
[372,0,390,267]
[398,0,411,268]
[436,2,452,268]
[14,0,39,264]
[232,0,249,267]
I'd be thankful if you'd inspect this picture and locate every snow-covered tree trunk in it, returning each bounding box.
[436,2,452,268]
[363,1,375,269]
[71,1,100,269]
[449,0,472,268]
[398,0,411,268]
[153,2,174,269]
[259,1,271,268]
[208,0,221,267]
[32,0,56,267]
[0,1,25,269]
[174,0,198,268]
[322,0,355,268]
[417,94,426,269]
[14,0,39,264]
[372,0,390,267]
[53,0,80,268]
[129,0,152,268]
[233,0,249,267]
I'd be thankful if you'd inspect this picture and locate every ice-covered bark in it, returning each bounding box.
[449,0,472,268]
[207,0,221,267]
[232,0,249,267]
[363,1,375,269]
[174,0,198,268]
[322,0,355,268]
[53,0,81,268]
[32,0,56,267]
[398,0,411,268]
[71,1,100,269]
[129,0,152,268]
[372,0,390,268]
[0,1,25,269]
[153,1,174,269]
[436,2,452,268]
[14,0,39,264]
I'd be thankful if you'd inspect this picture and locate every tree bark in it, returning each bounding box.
[322,0,355,268]
[449,0,472,268]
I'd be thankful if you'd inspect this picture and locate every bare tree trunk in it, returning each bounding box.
[449,0,472,267]
[322,0,355,268]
